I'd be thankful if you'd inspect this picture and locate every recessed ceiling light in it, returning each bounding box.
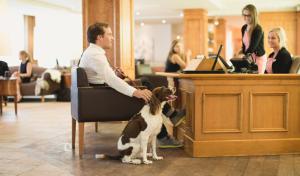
[140,22,145,26]
[136,11,140,16]
[176,35,181,40]
[161,20,166,24]
[180,12,184,17]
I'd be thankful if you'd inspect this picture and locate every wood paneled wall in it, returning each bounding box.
[24,15,35,59]
[184,9,208,57]
[297,12,300,55]
[82,0,135,78]
[259,11,299,56]
[214,18,227,57]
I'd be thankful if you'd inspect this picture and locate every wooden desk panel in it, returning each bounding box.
[157,73,300,157]
[0,78,18,115]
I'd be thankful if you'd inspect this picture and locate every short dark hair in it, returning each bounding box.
[87,22,109,43]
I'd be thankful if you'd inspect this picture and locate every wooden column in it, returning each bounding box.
[215,18,227,58]
[24,15,35,59]
[183,9,208,57]
[297,11,300,55]
[82,0,135,78]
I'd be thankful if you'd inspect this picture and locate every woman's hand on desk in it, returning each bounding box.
[237,54,245,58]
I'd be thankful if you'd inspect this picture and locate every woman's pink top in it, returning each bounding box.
[243,31,267,74]
[266,52,277,74]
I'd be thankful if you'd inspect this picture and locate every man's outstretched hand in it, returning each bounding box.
[133,89,152,102]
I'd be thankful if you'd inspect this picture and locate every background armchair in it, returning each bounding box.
[135,63,168,88]
[290,56,300,74]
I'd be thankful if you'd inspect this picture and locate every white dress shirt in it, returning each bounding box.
[79,43,136,97]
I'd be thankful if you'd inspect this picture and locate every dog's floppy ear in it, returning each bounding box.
[149,93,160,115]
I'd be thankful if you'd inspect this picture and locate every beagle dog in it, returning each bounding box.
[117,86,176,164]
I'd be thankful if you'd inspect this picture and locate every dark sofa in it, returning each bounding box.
[9,66,61,101]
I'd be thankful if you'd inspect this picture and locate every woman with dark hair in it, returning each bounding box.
[240,4,267,74]
[266,27,292,73]
[12,50,33,102]
[165,39,191,72]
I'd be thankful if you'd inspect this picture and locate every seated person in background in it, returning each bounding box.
[12,50,33,102]
[165,39,191,72]
[266,27,292,74]
[0,60,9,103]
[79,22,184,148]
[0,60,9,77]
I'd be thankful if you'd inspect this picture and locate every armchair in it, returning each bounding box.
[135,63,168,88]
[71,67,145,157]
[290,56,300,74]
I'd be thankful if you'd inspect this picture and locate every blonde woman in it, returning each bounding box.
[241,4,267,74]
[165,39,191,72]
[12,50,33,101]
[266,27,292,73]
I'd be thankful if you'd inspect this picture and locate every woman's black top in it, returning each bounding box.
[267,47,292,73]
[165,57,181,72]
[20,60,31,83]
[242,24,265,57]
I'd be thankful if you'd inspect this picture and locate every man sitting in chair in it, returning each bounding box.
[79,22,184,148]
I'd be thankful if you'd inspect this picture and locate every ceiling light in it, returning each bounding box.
[213,17,219,26]
[180,12,184,17]
[161,20,166,24]
[176,35,181,40]
[136,11,140,16]
[140,22,145,26]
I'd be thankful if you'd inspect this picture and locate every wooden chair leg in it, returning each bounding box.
[72,118,76,149]
[3,96,7,106]
[41,96,45,102]
[0,96,2,115]
[14,95,17,115]
[79,122,84,158]
[95,122,98,133]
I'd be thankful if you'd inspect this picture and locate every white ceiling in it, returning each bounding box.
[34,0,300,20]
[33,0,81,12]
[135,0,300,20]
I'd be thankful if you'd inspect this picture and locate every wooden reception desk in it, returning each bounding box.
[157,73,300,157]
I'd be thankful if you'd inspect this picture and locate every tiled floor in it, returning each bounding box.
[0,102,299,176]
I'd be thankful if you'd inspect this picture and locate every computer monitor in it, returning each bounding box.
[211,55,232,70]
[181,44,227,74]
[211,45,223,71]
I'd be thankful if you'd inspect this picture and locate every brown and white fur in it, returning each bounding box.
[117,87,175,164]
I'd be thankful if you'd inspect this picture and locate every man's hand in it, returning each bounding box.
[133,89,152,102]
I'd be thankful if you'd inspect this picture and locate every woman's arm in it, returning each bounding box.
[245,26,263,54]
[20,62,32,77]
[241,24,247,54]
[185,49,192,65]
[172,54,186,69]
[274,50,292,73]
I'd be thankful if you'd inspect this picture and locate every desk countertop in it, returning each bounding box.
[156,72,300,80]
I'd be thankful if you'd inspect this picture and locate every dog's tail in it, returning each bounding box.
[95,154,122,160]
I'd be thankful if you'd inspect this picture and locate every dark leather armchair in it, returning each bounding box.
[71,67,144,157]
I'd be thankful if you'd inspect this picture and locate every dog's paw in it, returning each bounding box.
[131,159,142,165]
[143,160,153,164]
[146,153,153,157]
[122,159,142,165]
[153,156,163,160]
